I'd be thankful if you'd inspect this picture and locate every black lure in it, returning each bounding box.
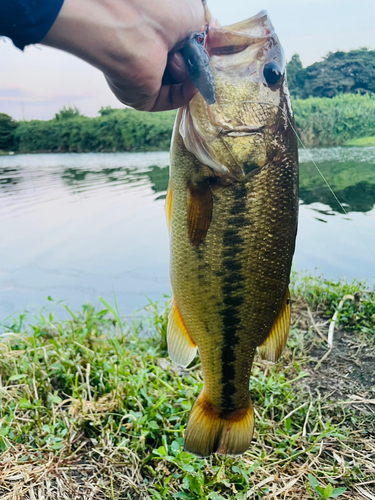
[181,28,216,105]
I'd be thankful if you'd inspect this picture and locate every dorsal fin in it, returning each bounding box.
[258,289,291,362]
[167,298,197,367]
[187,181,213,246]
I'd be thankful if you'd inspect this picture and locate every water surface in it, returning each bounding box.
[0,148,374,318]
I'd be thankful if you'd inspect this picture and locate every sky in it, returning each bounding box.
[1,0,374,120]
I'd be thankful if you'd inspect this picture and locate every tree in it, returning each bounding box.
[55,105,81,120]
[287,48,375,99]
[286,54,304,97]
[0,113,18,150]
[98,106,117,116]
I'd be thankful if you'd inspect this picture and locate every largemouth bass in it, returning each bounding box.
[166,10,299,457]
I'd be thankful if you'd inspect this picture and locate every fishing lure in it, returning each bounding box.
[181,27,216,105]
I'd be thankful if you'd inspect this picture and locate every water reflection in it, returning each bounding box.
[4,149,374,214]
[0,148,374,318]
[299,152,375,213]
[0,167,23,194]
[147,165,169,196]
[59,164,170,195]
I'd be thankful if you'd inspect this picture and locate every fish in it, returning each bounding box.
[165,9,299,457]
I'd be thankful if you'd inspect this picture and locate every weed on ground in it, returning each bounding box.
[0,275,374,499]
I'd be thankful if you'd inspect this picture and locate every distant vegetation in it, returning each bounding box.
[1,48,375,153]
[7,106,176,154]
[1,95,374,153]
[0,112,17,151]
[293,93,375,147]
[287,48,375,99]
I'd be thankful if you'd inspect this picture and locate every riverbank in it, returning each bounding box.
[1,136,375,158]
[344,136,375,147]
[1,94,375,154]
[0,275,374,500]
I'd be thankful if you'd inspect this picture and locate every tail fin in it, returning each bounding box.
[184,392,254,457]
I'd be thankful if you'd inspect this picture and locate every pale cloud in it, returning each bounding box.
[0,0,374,120]
[0,39,120,120]
[0,90,99,120]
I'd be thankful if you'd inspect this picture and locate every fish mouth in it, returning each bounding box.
[178,9,285,178]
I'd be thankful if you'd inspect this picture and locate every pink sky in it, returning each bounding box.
[1,0,374,120]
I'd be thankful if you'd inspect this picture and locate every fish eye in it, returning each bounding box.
[263,62,283,86]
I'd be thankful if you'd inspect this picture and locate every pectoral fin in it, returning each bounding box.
[165,183,172,232]
[258,290,291,363]
[187,181,213,246]
[167,298,197,367]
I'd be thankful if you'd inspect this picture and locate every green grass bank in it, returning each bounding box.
[0,275,374,499]
[292,94,375,148]
[344,136,375,147]
[1,94,375,154]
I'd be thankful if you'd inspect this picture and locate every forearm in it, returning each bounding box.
[42,0,159,81]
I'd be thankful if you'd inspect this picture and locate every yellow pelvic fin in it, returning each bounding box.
[187,181,213,246]
[167,298,197,367]
[165,183,172,232]
[258,289,291,363]
[184,391,254,457]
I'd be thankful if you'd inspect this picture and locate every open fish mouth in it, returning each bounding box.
[177,9,289,178]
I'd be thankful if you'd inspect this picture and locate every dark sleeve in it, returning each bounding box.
[0,0,65,50]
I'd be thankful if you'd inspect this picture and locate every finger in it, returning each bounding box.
[147,79,198,112]
[105,75,151,110]
[167,52,188,83]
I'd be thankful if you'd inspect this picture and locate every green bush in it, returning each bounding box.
[0,113,18,151]
[14,107,177,153]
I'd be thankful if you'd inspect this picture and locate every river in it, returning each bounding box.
[0,147,374,318]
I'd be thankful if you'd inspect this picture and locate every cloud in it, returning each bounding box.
[0,92,122,121]
[0,86,107,120]
[0,89,30,98]
[0,89,89,104]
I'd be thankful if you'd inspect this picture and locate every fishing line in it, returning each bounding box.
[242,99,375,261]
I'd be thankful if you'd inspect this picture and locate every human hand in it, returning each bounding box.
[42,0,205,111]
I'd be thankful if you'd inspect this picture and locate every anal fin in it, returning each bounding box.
[167,298,197,367]
[258,289,291,363]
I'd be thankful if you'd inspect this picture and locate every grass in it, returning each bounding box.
[343,136,375,147]
[0,275,374,499]
[293,93,375,148]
